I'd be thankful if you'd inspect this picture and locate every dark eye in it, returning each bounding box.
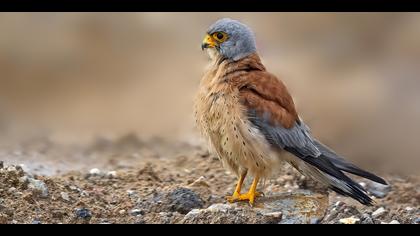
[216,32,224,40]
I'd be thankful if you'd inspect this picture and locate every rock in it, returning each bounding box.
[361,213,374,224]
[60,192,70,202]
[389,220,400,224]
[130,209,144,216]
[118,210,126,215]
[309,217,321,224]
[28,178,49,198]
[366,182,391,198]
[89,168,102,176]
[182,203,279,224]
[7,187,16,194]
[372,207,387,219]
[137,187,204,214]
[414,218,420,224]
[262,211,283,220]
[339,216,360,224]
[183,190,328,224]
[0,161,3,169]
[167,188,204,214]
[32,220,42,224]
[127,190,136,197]
[405,207,414,212]
[75,208,92,219]
[106,171,118,178]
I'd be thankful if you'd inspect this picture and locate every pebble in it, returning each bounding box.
[309,217,321,224]
[262,211,283,219]
[75,208,92,219]
[60,192,70,202]
[130,209,144,216]
[127,190,136,196]
[107,171,118,178]
[32,220,41,224]
[0,161,3,169]
[7,187,16,194]
[28,178,49,198]
[404,207,414,212]
[372,207,387,218]
[366,182,391,198]
[389,220,400,224]
[19,176,29,184]
[118,210,126,215]
[89,168,102,176]
[361,213,374,224]
[414,218,420,224]
[339,216,360,224]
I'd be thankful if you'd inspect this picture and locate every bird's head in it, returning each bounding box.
[201,18,257,61]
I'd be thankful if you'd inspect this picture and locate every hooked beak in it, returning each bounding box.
[201,34,217,50]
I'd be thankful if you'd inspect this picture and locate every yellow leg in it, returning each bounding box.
[226,170,247,202]
[238,176,260,206]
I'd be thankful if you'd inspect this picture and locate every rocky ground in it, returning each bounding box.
[0,136,418,224]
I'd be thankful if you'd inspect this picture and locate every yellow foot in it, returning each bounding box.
[226,191,264,205]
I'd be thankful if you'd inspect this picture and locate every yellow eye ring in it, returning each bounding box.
[212,32,228,42]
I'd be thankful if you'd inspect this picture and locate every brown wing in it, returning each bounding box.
[234,70,299,129]
[229,65,322,158]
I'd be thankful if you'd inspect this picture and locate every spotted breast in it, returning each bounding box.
[194,54,281,179]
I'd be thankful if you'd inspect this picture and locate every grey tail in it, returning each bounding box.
[285,143,387,205]
[313,140,387,185]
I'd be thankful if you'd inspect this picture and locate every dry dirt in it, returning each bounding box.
[0,135,418,224]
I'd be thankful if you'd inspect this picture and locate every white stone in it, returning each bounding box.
[372,207,387,218]
[107,171,117,177]
[339,216,360,224]
[89,168,101,175]
[61,192,70,201]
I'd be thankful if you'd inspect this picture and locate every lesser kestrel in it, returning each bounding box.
[194,18,387,206]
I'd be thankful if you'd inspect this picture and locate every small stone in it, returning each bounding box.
[89,168,102,176]
[405,207,414,212]
[107,171,118,178]
[130,209,144,216]
[339,216,360,224]
[6,166,17,172]
[32,220,41,224]
[127,190,136,196]
[262,211,283,220]
[361,213,374,224]
[366,182,391,198]
[19,176,29,184]
[389,220,400,224]
[75,208,92,219]
[0,161,3,169]
[359,182,367,188]
[61,192,70,202]
[167,188,204,214]
[414,218,420,224]
[372,207,387,218]
[28,178,49,198]
[118,210,126,215]
[309,217,321,224]
[80,191,89,197]
[7,187,16,194]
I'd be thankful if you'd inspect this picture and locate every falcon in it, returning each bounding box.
[194,18,387,206]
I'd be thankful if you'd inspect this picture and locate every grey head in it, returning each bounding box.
[201,18,257,61]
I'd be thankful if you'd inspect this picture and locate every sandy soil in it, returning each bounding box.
[0,136,418,224]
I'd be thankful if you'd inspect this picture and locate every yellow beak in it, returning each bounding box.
[201,34,217,50]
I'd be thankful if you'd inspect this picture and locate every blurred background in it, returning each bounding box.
[0,13,419,175]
